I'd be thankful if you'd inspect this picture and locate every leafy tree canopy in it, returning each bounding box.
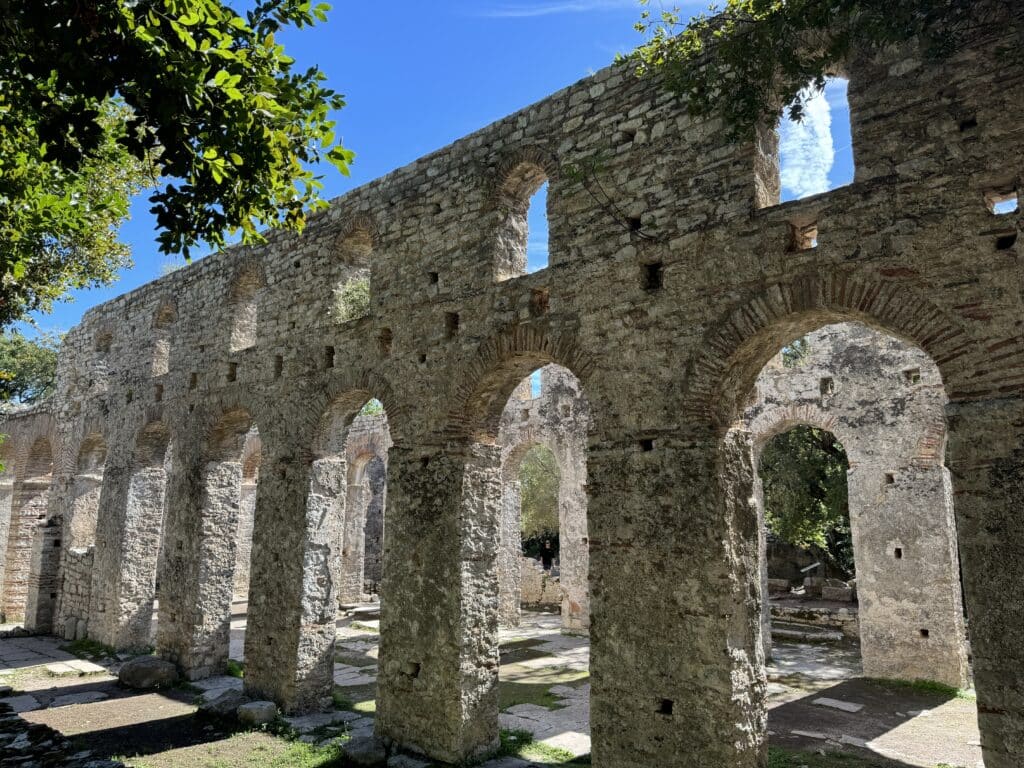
[1,0,353,325]
[626,0,1005,136]
[761,425,854,576]
[0,100,152,327]
[0,332,61,406]
[519,445,560,542]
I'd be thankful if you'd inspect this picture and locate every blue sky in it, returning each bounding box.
[17,1,854,336]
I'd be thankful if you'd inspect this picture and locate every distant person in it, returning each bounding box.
[541,539,554,572]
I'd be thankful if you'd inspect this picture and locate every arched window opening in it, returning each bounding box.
[758,76,854,208]
[228,265,264,352]
[151,301,176,376]
[495,162,550,281]
[331,225,373,324]
[231,430,262,602]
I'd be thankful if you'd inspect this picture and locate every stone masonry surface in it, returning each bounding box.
[2,8,1024,766]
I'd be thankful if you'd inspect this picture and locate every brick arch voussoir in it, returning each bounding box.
[684,273,1012,433]
[745,404,856,465]
[447,324,595,444]
[490,146,559,209]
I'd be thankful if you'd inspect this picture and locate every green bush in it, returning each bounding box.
[332,275,370,323]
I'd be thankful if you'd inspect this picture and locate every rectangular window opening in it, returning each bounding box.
[640,438,655,452]
[986,190,1019,215]
[274,355,284,379]
[324,346,335,369]
[894,547,903,560]
[227,362,238,383]
[788,221,819,252]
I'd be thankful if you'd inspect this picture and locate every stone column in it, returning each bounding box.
[0,478,14,610]
[156,449,242,679]
[848,462,969,688]
[233,481,257,597]
[3,477,52,621]
[244,454,342,712]
[556,451,588,634]
[588,432,766,768]
[362,458,386,595]
[376,444,502,763]
[497,477,522,627]
[24,524,63,632]
[946,397,1024,768]
[338,474,369,603]
[754,469,772,661]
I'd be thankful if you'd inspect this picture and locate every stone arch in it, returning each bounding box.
[746,404,851,463]
[335,214,378,266]
[228,262,266,352]
[683,273,1016,432]
[448,325,595,443]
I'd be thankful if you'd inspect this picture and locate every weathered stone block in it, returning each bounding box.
[118,656,179,689]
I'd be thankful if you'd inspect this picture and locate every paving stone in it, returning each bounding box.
[813,697,865,713]
[4,694,41,713]
[44,662,80,677]
[50,691,110,707]
[64,659,107,675]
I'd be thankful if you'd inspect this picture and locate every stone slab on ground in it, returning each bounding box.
[50,691,109,707]
[813,697,865,713]
[3,694,40,712]
[64,659,107,675]
[285,709,361,733]
[237,700,277,726]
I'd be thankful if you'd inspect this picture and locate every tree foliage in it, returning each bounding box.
[626,0,1011,136]
[519,445,560,541]
[0,332,61,406]
[761,425,854,576]
[0,101,153,327]
[332,275,370,323]
[0,0,354,325]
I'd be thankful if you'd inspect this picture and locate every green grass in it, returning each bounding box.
[62,637,117,660]
[113,732,345,768]
[332,684,376,714]
[498,667,588,712]
[348,621,379,634]
[225,659,245,679]
[768,747,918,767]
[487,729,589,765]
[866,677,976,700]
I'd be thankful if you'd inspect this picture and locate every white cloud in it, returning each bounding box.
[480,0,638,18]
[779,87,835,200]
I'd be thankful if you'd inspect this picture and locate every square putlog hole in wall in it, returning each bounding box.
[226,362,238,383]
[819,377,835,396]
[445,312,460,338]
[324,346,335,369]
[995,231,1018,251]
[787,220,819,252]
[903,368,921,384]
[639,438,655,452]
[379,328,393,358]
[641,261,664,291]
[885,472,896,485]
[657,699,674,716]
[894,547,903,559]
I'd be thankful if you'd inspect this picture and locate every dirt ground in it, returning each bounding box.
[0,609,985,768]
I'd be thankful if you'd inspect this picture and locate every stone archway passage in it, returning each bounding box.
[3,438,54,622]
[743,322,970,688]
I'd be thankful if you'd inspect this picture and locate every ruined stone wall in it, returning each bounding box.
[2,9,1024,766]
[56,547,94,640]
[743,322,970,687]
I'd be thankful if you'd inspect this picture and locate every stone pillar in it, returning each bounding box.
[157,450,242,679]
[376,444,501,763]
[244,453,342,712]
[362,457,386,594]
[233,481,257,597]
[946,397,1024,768]
[0,478,13,612]
[338,474,369,603]
[24,524,62,632]
[3,477,52,621]
[588,432,766,768]
[754,469,772,661]
[497,478,522,627]
[847,462,969,688]
[556,441,588,634]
